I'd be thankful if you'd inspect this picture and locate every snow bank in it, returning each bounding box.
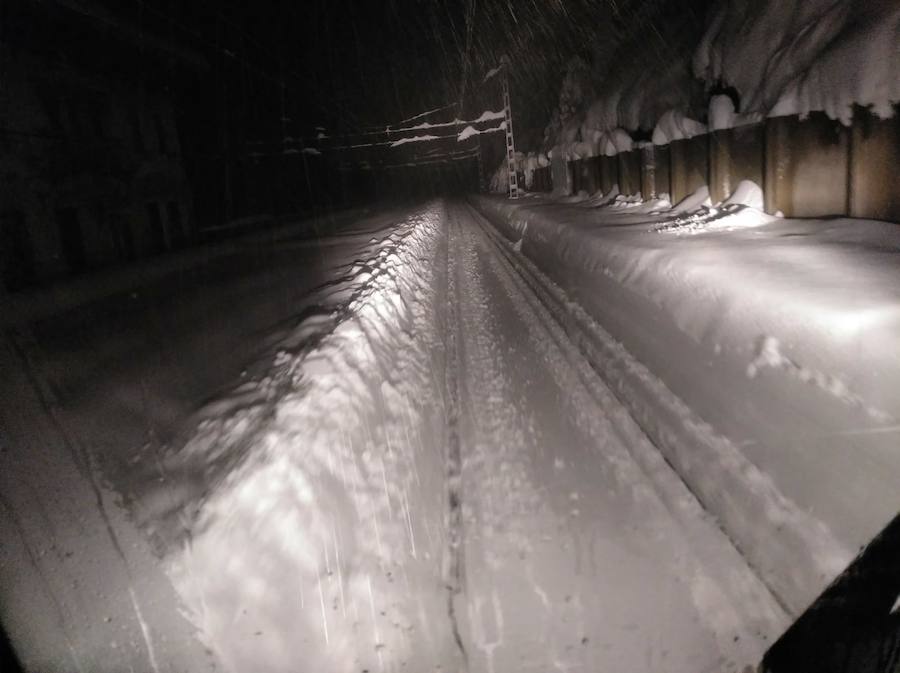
[652,109,707,146]
[472,193,900,616]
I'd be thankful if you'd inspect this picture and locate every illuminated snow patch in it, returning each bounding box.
[161,206,461,673]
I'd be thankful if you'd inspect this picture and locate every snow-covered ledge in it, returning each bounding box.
[472,193,900,617]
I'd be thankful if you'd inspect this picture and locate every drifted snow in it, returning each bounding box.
[389,134,442,147]
[652,109,707,146]
[544,0,898,158]
[474,191,900,616]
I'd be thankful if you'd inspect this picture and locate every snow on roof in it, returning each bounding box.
[473,109,505,123]
[483,65,502,83]
[389,135,442,147]
[457,122,506,142]
[769,4,900,123]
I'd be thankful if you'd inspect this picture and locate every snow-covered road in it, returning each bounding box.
[1,200,790,672]
[437,202,788,672]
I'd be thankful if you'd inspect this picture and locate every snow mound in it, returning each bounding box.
[652,110,707,146]
[162,207,456,672]
[457,121,505,142]
[722,180,764,210]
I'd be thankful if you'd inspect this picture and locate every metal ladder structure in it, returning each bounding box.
[500,65,519,199]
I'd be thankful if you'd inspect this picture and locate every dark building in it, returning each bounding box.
[0,0,201,290]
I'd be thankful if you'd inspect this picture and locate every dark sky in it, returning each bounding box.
[254,0,711,141]
[84,0,710,145]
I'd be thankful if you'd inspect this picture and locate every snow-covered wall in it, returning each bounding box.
[540,0,900,160]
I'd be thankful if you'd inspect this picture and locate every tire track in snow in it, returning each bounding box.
[442,205,470,670]
[448,200,788,672]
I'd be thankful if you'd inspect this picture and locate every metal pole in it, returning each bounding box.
[500,63,519,199]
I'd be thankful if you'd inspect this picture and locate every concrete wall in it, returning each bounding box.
[557,106,900,223]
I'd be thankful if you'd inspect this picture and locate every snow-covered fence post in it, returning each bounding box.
[599,155,617,195]
[640,144,656,200]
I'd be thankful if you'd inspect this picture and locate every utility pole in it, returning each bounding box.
[499,58,519,199]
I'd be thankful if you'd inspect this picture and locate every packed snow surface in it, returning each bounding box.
[474,191,900,617]
[2,200,799,672]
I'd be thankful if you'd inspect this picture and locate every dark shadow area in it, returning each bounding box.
[0,621,23,673]
[763,512,900,673]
